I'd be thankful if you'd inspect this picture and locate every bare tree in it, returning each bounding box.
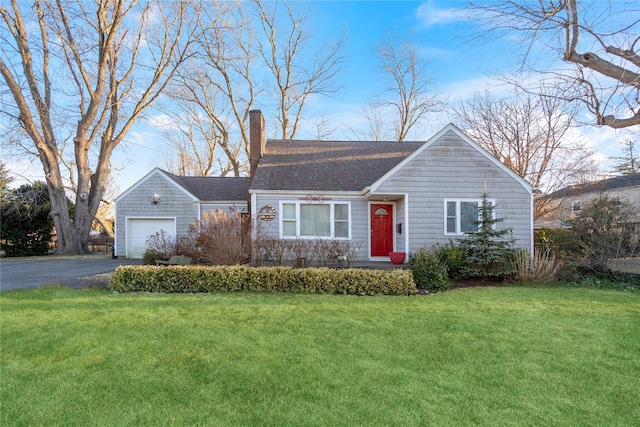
[253,0,345,139]
[310,115,337,141]
[612,138,639,175]
[161,105,221,177]
[453,88,597,220]
[0,0,194,254]
[163,1,255,177]
[469,0,640,129]
[371,34,443,141]
[351,102,395,142]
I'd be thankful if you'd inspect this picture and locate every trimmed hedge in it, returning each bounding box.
[109,265,417,296]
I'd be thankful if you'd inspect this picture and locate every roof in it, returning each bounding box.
[549,172,640,198]
[249,140,424,192]
[163,171,251,201]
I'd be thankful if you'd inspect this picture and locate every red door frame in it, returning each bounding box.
[370,203,394,257]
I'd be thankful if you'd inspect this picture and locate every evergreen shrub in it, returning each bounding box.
[109,265,416,295]
[436,241,468,280]
[409,249,451,292]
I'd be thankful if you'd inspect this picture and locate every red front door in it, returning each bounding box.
[370,204,393,257]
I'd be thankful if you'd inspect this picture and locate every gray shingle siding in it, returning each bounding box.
[253,194,370,262]
[373,131,532,252]
[199,203,248,218]
[115,173,197,257]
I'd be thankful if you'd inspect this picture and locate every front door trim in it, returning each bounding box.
[368,201,395,260]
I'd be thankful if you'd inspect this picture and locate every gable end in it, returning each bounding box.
[369,124,533,195]
[115,168,199,203]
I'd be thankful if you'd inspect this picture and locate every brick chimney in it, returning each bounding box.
[249,110,265,179]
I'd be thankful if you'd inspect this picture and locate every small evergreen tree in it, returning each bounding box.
[457,192,516,280]
[612,138,639,175]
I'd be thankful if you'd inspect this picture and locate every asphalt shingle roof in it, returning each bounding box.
[549,172,640,198]
[249,140,424,192]
[163,171,250,201]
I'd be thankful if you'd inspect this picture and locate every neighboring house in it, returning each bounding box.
[115,110,533,260]
[114,170,249,258]
[536,172,640,229]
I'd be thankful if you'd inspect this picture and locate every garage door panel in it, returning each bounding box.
[128,218,175,259]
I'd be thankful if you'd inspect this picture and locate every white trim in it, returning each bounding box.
[367,201,396,260]
[278,200,352,239]
[251,192,258,240]
[369,124,533,195]
[115,168,198,203]
[125,216,177,259]
[113,203,118,256]
[443,198,495,236]
[403,193,410,255]
[249,189,361,197]
[199,200,248,205]
[530,191,534,253]
[251,192,257,217]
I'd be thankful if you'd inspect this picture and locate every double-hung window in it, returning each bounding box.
[445,199,494,235]
[281,201,350,239]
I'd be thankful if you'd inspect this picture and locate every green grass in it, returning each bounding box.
[2,286,639,426]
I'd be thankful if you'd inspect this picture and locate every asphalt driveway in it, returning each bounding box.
[0,256,141,291]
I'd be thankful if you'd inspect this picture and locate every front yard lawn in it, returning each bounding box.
[1,286,639,426]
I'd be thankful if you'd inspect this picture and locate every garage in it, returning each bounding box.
[126,218,176,259]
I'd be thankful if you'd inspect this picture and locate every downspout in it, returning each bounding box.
[250,192,258,240]
[530,190,535,255]
[404,193,409,257]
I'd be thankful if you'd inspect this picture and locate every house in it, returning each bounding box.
[536,172,640,229]
[115,110,533,260]
[114,170,250,258]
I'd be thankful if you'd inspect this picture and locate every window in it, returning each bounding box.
[444,199,494,235]
[282,203,297,237]
[280,201,350,239]
[571,200,581,213]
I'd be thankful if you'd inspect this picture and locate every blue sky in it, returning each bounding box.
[6,0,637,194]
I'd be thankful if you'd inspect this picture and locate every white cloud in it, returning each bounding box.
[415,1,467,28]
[4,158,44,188]
[443,76,514,103]
[148,114,180,131]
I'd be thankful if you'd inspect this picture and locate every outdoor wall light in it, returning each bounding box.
[152,193,161,205]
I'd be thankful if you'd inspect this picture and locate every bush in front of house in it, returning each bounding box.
[185,209,251,265]
[512,248,565,284]
[142,249,163,265]
[109,265,416,295]
[252,237,361,268]
[435,241,468,281]
[408,249,451,292]
[145,230,178,261]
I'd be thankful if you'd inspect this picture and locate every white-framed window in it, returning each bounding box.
[444,199,494,235]
[280,201,351,239]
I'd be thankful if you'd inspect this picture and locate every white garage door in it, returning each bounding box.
[127,218,176,259]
